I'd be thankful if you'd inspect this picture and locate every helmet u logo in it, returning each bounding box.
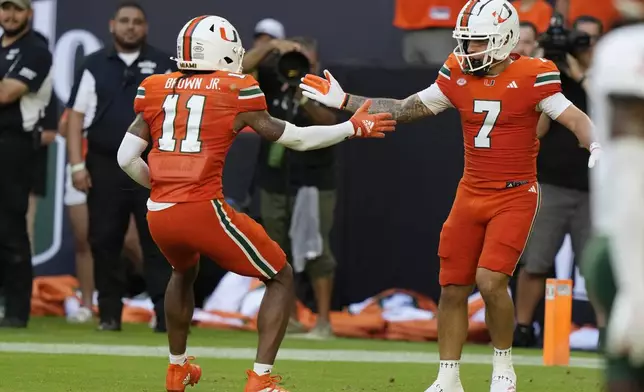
[220,27,239,43]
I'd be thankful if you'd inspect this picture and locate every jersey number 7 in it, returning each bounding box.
[158,94,206,153]
[473,100,501,149]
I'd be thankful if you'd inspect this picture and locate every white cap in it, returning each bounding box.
[254,18,285,40]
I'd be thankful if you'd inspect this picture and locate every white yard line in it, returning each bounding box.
[0,342,602,369]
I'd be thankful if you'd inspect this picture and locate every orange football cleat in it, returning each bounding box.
[244,369,290,392]
[166,356,202,392]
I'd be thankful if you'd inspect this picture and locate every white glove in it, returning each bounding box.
[588,141,602,168]
[299,69,348,109]
[607,290,644,366]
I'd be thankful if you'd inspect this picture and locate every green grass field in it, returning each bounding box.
[0,317,605,391]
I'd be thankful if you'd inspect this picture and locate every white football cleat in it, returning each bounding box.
[424,380,465,392]
[490,368,517,392]
[66,307,93,324]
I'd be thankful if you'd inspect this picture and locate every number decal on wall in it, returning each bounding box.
[473,100,501,149]
[159,94,205,153]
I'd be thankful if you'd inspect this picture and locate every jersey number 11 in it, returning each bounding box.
[159,94,206,153]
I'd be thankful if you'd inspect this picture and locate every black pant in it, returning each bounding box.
[0,134,35,323]
[86,152,171,326]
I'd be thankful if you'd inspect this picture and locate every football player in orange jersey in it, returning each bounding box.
[301,1,601,391]
[116,15,395,392]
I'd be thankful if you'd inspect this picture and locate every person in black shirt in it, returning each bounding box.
[253,36,339,339]
[26,31,57,254]
[0,0,53,328]
[66,1,175,332]
[514,15,604,347]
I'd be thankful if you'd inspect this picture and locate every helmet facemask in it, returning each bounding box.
[452,0,519,77]
[453,30,507,76]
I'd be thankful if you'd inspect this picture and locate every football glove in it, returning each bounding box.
[299,70,348,109]
[348,100,396,139]
[607,290,644,366]
[588,142,602,168]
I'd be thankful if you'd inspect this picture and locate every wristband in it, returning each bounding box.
[71,162,86,173]
[340,94,350,110]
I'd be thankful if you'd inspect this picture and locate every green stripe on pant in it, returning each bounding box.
[211,200,276,278]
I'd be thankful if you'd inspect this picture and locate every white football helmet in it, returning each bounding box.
[175,15,245,73]
[615,0,644,19]
[453,0,520,75]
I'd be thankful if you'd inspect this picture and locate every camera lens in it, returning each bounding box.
[276,51,310,86]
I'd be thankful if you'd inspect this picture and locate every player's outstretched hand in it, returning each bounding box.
[607,290,644,366]
[299,69,347,109]
[348,100,396,139]
[588,142,602,168]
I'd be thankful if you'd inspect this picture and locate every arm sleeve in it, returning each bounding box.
[5,46,52,92]
[417,83,454,115]
[236,75,268,112]
[117,133,151,188]
[276,121,354,151]
[537,92,572,120]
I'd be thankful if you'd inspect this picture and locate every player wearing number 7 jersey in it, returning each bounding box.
[115,15,395,392]
[300,1,599,391]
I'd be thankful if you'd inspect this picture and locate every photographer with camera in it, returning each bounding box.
[514,14,605,347]
[242,19,301,75]
[250,36,338,340]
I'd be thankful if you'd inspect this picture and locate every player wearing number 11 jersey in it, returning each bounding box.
[300,1,600,391]
[115,15,395,392]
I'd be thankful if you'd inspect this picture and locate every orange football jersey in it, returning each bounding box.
[436,53,562,189]
[134,71,266,202]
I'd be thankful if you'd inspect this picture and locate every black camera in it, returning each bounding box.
[276,50,310,87]
[539,12,592,63]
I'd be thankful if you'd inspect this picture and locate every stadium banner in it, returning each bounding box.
[30,0,596,333]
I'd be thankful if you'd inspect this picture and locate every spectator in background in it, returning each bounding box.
[58,108,94,323]
[0,0,53,328]
[514,16,604,348]
[59,107,145,324]
[249,36,338,339]
[556,0,620,31]
[242,18,301,75]
[514,21,540,56]
[254,18,285,45]
[66,1,174,332]
[513,0,553,34]
[394,0,468,65]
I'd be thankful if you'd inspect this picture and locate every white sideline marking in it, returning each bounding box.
[0,342,602,369]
